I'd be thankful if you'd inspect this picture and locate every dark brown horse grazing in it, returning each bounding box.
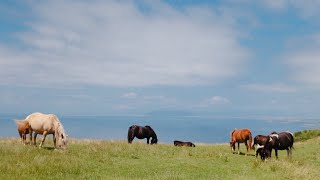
[128,125,158,144]
[174,140,195,147]
[230,128,253,156]
[15,119,30,145]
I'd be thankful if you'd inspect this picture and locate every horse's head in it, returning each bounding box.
[230,141,235,151]
[151,138,158,144]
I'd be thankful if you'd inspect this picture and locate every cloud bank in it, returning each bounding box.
[0,0,249,87]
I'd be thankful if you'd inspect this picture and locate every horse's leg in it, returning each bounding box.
[33,133,37,146]
[237,142,240,154]
[39,131,48,148]
[147,137,150,144]
[19,132,23,144]
[23,133,26,145]
[255,149,258,159]
[53,134,56,148]
[29,130,33,145]
[275,149,278,159]
[245,142,248,156]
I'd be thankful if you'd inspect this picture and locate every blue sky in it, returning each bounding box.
[1,0,320,119]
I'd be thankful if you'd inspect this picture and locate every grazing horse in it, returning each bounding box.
[127,125,158,144]
[17,112,67,149]
[174,140,195,147]
[260,131,294,160]
[251,135,270,160]
[230,128,253,156]
[15,119,30,145]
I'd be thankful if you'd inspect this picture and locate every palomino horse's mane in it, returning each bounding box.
[49,114,65,139]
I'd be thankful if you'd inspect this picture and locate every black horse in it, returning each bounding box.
[174,140,195,147]
[260,131,294,160]
[127,125,158,144]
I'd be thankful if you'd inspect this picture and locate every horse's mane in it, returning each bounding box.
[50,115,65,138]
[145,125,157,139]
[231,129,237,136]
[145,125,153,131]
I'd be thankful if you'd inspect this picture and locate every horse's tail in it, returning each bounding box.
[251,136,256,150]
[127,125,135,143]
[248,131,253,150]
[286,131,295,150]
[14,119,29,127]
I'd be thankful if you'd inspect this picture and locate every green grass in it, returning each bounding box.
[294,129,320,142]
[1,137,319,179]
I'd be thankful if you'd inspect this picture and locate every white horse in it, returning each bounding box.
[18,112,67,149]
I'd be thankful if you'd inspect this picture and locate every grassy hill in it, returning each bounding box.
[0,135,319,179]
[294,129,320,142]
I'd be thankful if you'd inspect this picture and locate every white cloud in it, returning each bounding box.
[121,92,137,99]
[243,83,297,93]
[285,50,320,87]
[261,0,289,10]
[227,0,320,18]
[283,34,320,88]
[290,0,320,18]
[0,0,249,87]
[209,96,230,104]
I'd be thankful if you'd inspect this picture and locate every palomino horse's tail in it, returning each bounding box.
[14,119,29,127]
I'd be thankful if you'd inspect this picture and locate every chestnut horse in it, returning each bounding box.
[230,128,253,156]
[128,125,158,144]
[15,119,30,145]
[174,140,195,147]
[16,112,67,149]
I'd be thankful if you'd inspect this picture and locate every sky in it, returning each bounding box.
[1,0,320,119]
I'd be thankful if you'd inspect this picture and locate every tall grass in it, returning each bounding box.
[0,137,319,179]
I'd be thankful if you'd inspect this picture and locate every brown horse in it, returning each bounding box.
[174,140,195,147]
[15,119,30,145]
[230,128,253,156]
[128,125,158,144]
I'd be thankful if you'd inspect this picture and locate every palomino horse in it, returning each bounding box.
[230,128,253,156]
[17,112,67,149]
[128,125,158,144]
[15,119,30,145]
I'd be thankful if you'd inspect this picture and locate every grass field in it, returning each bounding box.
[1,133,319,179]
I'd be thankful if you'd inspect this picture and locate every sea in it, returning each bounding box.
[1,113,319,144]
